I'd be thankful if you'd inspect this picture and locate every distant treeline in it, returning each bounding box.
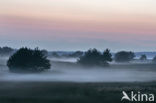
[49,51,84,58]
[78,49,156,66]
[0,46,15,56]
[1,46,156,61]
[2,47,156,73]
[0,46,83,58]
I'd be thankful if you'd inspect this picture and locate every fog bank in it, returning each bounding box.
[0,59,156,82]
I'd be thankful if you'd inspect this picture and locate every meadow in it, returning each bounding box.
[0,58,156,103]
[0,81,156,103]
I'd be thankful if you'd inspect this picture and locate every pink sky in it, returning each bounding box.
[0,0,156,51]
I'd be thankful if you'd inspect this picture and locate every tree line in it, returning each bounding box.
[0,46,14,56]
[4,47,156,73]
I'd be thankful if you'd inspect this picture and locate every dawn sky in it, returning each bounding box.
[0,0,156,51]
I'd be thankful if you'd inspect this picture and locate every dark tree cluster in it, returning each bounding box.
[114,51,135,62]
[68,51,83,58]
[51,51,83,58]
[78,48,112,66]
[7,47,51,72]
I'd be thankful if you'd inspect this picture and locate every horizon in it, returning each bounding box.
[1,46,156,53]
[0,0,156,52]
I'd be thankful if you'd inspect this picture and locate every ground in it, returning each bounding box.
[0,59,156,103]
[0,82,156,103]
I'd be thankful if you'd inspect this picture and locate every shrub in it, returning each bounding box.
[78,48,112,66]
[114,51,135,62]
[7,47,51,72]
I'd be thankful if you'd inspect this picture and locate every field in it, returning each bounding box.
[0,58,156,103]
[0,82,156,103]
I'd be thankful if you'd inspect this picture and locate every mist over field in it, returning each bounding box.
[0,49,156,103]
[0,57,156,82]
[1,0,156,102]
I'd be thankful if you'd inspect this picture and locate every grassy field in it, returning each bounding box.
[0,60,156,103]
[0,81,156,103]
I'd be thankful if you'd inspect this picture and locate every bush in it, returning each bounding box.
[114,51,135,62]
[7,47,51,72]
[78,48,112,66]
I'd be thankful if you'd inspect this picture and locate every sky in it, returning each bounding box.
[0,0,156,52]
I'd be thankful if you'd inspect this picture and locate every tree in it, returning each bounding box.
[78,48,112,66]
[102,49,112,62]
[78,48,101,65]
[140,54,147,60]
[7,47,51,72]
[114,51,135,62]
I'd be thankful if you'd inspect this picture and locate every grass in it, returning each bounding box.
[0,60,156,103]
[0,81,156,103]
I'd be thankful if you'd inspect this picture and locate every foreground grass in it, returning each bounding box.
[0,82,156,103]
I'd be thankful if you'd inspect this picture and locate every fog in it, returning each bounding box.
[48,57,78,63]
[0,58,156,82]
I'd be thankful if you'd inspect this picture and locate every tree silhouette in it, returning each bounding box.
[102,49,112,62]
[78,48,101,65]
[115,51,135,62]
[140,54,147,60]
[7,47,51,72]
[78,48,112,66]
